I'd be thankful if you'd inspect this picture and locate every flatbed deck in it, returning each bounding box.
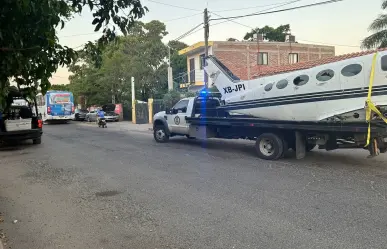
[186,116,387,134]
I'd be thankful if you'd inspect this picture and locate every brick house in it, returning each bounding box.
[178,40,335,90]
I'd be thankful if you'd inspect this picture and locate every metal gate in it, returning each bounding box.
[135,102,149,124]
[153,99,165,115]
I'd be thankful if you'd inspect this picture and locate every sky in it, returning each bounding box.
[52,0,384,84]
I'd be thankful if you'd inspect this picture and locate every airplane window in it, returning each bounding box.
[316,69,335,81]
[341,64,362,77]
[293,75,309,86]
[381,55,387,71]
[276,79,288,89]
[264,83,273,91]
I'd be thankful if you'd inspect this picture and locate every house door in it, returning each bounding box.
[189,58,195,83]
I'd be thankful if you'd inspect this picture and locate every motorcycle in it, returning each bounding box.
[97,118,107,128]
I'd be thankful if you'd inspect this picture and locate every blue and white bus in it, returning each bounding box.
[36,90,75,122]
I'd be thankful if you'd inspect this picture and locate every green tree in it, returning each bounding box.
[168,41,188,86]
[162,90,181,108]
[362,1,387,49]
[68,20,169,105]
[0,0,147,107]
[226,38,239,41]
[243,24,291,42]
[49,84,71,91]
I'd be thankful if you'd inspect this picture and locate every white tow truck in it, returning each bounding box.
[152,93,387,160]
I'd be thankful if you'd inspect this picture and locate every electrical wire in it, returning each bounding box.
[147,0,201,11]
[297,39,359,48]
[172,23,203,42]
[212,0,303,13]
[164,13,202,22]
[210,0,344,21]
[209,0,302,27]
[211,12,359,48]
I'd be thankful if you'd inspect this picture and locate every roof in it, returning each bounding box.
[178,41,214,55]
[249,47,387,79]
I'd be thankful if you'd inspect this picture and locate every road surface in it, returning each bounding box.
[0,122,387,249]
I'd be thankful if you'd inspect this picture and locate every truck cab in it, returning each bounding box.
[153,95,222,142]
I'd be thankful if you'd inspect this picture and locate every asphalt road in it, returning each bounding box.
[1,122,387,249]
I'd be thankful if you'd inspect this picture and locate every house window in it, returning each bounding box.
[289,53,299,64]
[341,64,362,77]
[381,55,387,71]
[293,75,309,86]
[189,58,195,83]
[257,52,268,65]
[316,69,335,82]
[200,54,205,69]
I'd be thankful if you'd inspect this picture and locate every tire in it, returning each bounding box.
[288,138,315,152]
[33,137,42,145]
[255,133,284,160]
[186,135,196,140]
[154,125,169,143]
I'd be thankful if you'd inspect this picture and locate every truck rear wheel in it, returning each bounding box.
[154,125,169,143]
[255,133,284,160]
[33,137,42,145]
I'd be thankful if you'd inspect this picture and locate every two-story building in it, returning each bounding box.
[178,40,335,91]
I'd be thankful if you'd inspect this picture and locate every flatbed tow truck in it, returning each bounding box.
[153,93,387,160]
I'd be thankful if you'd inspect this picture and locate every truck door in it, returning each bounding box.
[169,99,189,135]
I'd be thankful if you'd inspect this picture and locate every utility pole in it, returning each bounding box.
[204,8,209,89]
[167,46,173,90]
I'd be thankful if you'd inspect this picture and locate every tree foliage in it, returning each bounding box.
[0,0,148,108]
[362,1,387,49]
[243,24,291,42]
[226,38,239,42]
[162,90,181,108]
[49,84,71,91]
[168,40,188,86]
[68,20,169,106]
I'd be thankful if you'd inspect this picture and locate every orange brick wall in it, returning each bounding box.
[212,42,335,80]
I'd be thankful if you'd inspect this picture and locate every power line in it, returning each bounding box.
[297,39,359,48]
[210,0,302,28]
[172,23,203,42]
[164,13,202,22]
[212,0,303,13]
[147,0,201,11]
[210,12,359,48]
[60,33,99,38]
[210,0,344,21]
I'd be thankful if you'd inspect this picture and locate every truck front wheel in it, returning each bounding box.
[154,125,169,143]
[255,133,284,160]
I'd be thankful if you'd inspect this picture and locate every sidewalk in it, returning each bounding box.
[109,121,153,132]
[77,121,152,133]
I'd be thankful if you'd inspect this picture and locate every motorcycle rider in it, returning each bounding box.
[96,108,105,125]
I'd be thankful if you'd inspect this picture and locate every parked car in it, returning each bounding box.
[74,108,88,121]
[102,104,119,122]
[85,110,98,122]
[0,94,43,146]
